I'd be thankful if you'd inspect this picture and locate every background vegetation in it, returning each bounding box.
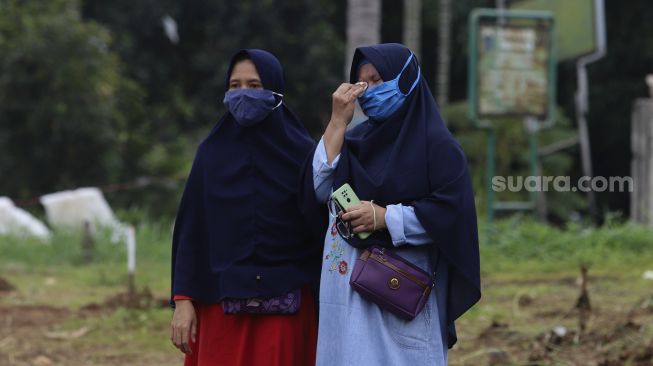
[1,0,652,222]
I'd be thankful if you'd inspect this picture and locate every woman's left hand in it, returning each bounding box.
[341,201,386,233]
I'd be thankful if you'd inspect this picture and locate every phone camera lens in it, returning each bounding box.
[346,198,351,202]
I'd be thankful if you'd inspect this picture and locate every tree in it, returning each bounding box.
[436,0,452,106]
[0,0,138,199]
[83,0,344,137]
[403,0,422,58]
[345,0,381,78]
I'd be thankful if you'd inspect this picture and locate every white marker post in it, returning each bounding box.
[126,225,136,299]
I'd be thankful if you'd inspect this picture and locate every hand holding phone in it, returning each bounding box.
[330,183,372,240]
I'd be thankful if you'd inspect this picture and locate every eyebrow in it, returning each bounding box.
[230,78,261,83]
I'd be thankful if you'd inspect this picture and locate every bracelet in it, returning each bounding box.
[370,200,377,231]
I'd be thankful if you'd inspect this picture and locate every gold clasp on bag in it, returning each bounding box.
[388,277,400,290]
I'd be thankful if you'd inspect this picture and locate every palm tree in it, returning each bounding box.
[436,0,452,107]
[403,0,422,59]
[345,0,381,78]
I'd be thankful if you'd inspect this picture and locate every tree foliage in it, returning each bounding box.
[82,0,344,136]
[0,0,132,198]
[1,0,651,220]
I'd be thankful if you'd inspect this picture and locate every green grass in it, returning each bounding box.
[479,214,653,275]
[59,307,174,350]
[0,219,182,365]
[1,219,174,307]
[3,214,652,303]
[1,216,652,365]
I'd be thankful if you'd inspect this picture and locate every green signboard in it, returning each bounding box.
[468,8,557,228]
[468,8,556,122]
[510,0,596,61]
[477,24,551,118]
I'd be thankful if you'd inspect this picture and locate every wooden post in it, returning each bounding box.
[575,265,591,341]
[82,220,93,263]
[631,98,653,227]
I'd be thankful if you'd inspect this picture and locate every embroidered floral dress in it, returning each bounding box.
[312,139,448,366]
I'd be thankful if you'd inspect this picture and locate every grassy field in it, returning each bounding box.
[1,215,652,365]
[0,221,182,366]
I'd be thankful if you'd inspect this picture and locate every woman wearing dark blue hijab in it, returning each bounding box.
[170,49,322,366]
[301,43,480,364]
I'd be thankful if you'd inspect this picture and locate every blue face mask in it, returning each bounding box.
[223,88,283,126]
[358,53,421,121]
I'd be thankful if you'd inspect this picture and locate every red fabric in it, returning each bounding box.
[183,287,317,366]
[174,295,193,301]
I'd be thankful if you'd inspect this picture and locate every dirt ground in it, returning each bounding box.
[452,313,653,365]
[1,273,652,366]
[0,305,184,366]
[449,273,653,366]
[0,278,183,366]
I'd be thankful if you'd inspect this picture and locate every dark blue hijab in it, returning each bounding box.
[171,49,322,304]
[336,43,481,347]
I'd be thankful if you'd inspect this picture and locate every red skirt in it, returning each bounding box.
[184,287,317,366]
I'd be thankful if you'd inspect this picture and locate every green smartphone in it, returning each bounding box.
[331,183,371,240]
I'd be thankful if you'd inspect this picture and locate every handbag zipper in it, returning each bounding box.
[365,252,431,292]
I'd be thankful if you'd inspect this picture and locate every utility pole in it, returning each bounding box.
[574,0,607,223]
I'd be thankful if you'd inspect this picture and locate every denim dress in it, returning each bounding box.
[312,139,448,366]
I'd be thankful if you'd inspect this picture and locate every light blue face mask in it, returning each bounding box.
[358,53,421,121]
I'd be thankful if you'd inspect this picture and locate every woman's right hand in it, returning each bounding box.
[324,82,367,164]
[171,299,197,355]
[330,82,367,127]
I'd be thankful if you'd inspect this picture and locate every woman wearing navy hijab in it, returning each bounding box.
[170,49,322,366]
[301,43,480,364]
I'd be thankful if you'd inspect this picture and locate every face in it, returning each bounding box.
[357,63,383,88]
[228,59,263,90]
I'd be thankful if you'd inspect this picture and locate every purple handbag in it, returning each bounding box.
[349,246,433,320]
[222,288,301,315]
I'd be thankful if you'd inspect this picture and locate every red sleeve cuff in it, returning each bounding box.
[173,295,193,301]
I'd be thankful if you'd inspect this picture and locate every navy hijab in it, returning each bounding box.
[335,43,481,347]
[171,49,322,304]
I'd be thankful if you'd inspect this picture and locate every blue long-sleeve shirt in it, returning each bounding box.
[312,137,431,246]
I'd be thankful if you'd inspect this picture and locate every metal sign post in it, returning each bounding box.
[468,8,556,228]
[574,0,607,223]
